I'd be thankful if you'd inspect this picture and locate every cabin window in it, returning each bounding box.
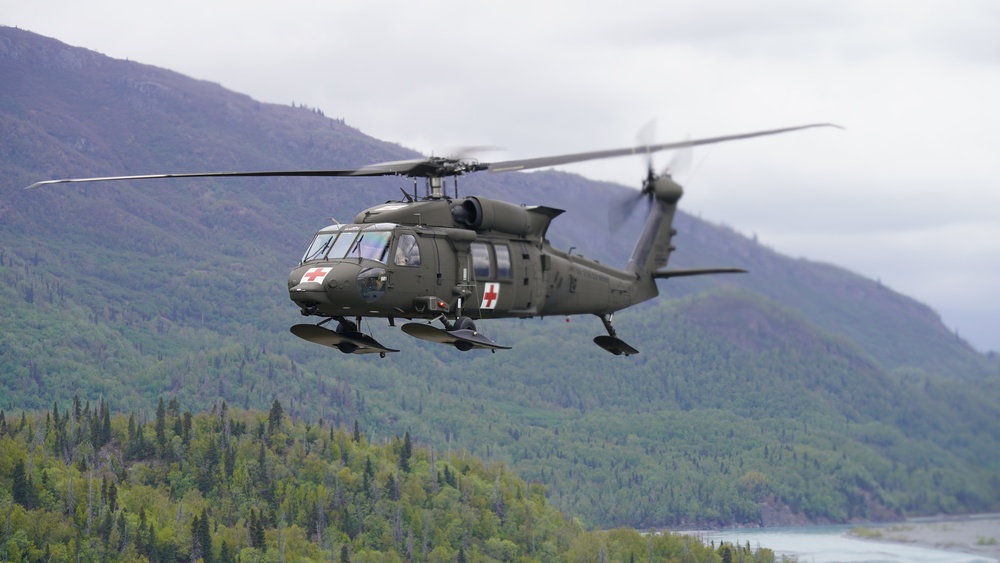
[470,242,492,278]
[394,234,421,267]
[302,233,337,263]
[494,244,512,279]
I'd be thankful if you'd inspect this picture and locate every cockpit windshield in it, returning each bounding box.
[300,225,395,264]
[302,232,337,263]
[328,232,358,261]
[349,231,392,262]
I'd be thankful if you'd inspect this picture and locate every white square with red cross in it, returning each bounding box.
[301,267,332,284]
[480,282,500,309]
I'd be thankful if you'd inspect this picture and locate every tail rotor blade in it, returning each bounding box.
[666,137,693,178]
[609,190,645,232]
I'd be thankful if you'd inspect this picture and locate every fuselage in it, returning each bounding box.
[287,197,650,322]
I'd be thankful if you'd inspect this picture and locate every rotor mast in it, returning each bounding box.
[429,176,445,199]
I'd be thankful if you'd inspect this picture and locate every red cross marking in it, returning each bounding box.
[481,283,500,309]
[303,267,331,283]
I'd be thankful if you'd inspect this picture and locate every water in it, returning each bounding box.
[699,524,997,563]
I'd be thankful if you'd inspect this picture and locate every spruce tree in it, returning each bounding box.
[268,400,284,435]
[250,508,266,552]
[198,508,213,563]
[219,540,234,563]
[101,402,111,446]
[155,397,166,450]
[11,459,29,506]
[399,431,412,473]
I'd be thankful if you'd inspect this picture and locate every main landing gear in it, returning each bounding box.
[290,316,398,357]
[593,313,639,356]
[401,315,511,352]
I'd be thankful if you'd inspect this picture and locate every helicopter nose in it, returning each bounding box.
[288,262,390,315]
[289,263,362,306]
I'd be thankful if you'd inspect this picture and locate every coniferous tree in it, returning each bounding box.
[399,431,412,473]
[248,510,259,548]
[173,416,183,445]
[108,481,118,513]
[219,540,234,563]
[250,508,266,552]
[147,522,156,560]
[224,443,235,479]
[268,400,284,435]
[101,402,111,446]
[385,473,399,501]
[155,397,166,450]
[199,438,219,493]
[198,508,213,563]
[11,459,29,506]
[182,411,192,445]
[363,456,374,498]
[191,513,203,561]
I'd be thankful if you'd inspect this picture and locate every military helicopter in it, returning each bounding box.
[27,123,837,356]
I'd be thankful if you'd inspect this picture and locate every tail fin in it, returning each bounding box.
[625,174,747,304]
[626,174,684,276]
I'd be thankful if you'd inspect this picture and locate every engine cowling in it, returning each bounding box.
[452,197,531,236]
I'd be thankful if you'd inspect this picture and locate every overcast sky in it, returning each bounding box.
[6,0,1000,352]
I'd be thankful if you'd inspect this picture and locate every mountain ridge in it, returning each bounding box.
[3,26,998,528]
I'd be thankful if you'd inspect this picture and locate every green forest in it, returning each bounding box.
[0,399,778,562]
[2,242,999,529]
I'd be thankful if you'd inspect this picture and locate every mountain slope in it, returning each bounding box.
[2,27,998,528]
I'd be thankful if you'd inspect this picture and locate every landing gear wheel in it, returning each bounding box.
[337,342,359,354]
[454,316,476,332]
[452,316,477,351]
[335,319,360,353]
[336,320,358,334]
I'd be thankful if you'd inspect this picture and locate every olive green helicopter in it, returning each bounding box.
[27,124,837,357]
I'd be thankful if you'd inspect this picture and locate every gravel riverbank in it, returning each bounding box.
[850,514,1000,560]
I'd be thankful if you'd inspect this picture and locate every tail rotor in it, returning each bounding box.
[609,123,692,232]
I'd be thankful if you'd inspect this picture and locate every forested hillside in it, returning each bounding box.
[2,26,999,529]
[0,401,771,562]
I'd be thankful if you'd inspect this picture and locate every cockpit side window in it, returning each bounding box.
[302,233,337,263]
[394,234,421,267]
[471,242,492,279]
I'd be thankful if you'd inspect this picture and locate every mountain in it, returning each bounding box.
[2,26,998,528]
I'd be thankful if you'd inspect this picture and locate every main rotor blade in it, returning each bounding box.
[24,166,410,190]
[485,123,841,173]
[25,123,841,190]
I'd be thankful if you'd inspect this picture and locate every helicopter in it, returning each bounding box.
[27,123,838,357]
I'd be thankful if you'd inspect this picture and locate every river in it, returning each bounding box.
[694,517,1000,563]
